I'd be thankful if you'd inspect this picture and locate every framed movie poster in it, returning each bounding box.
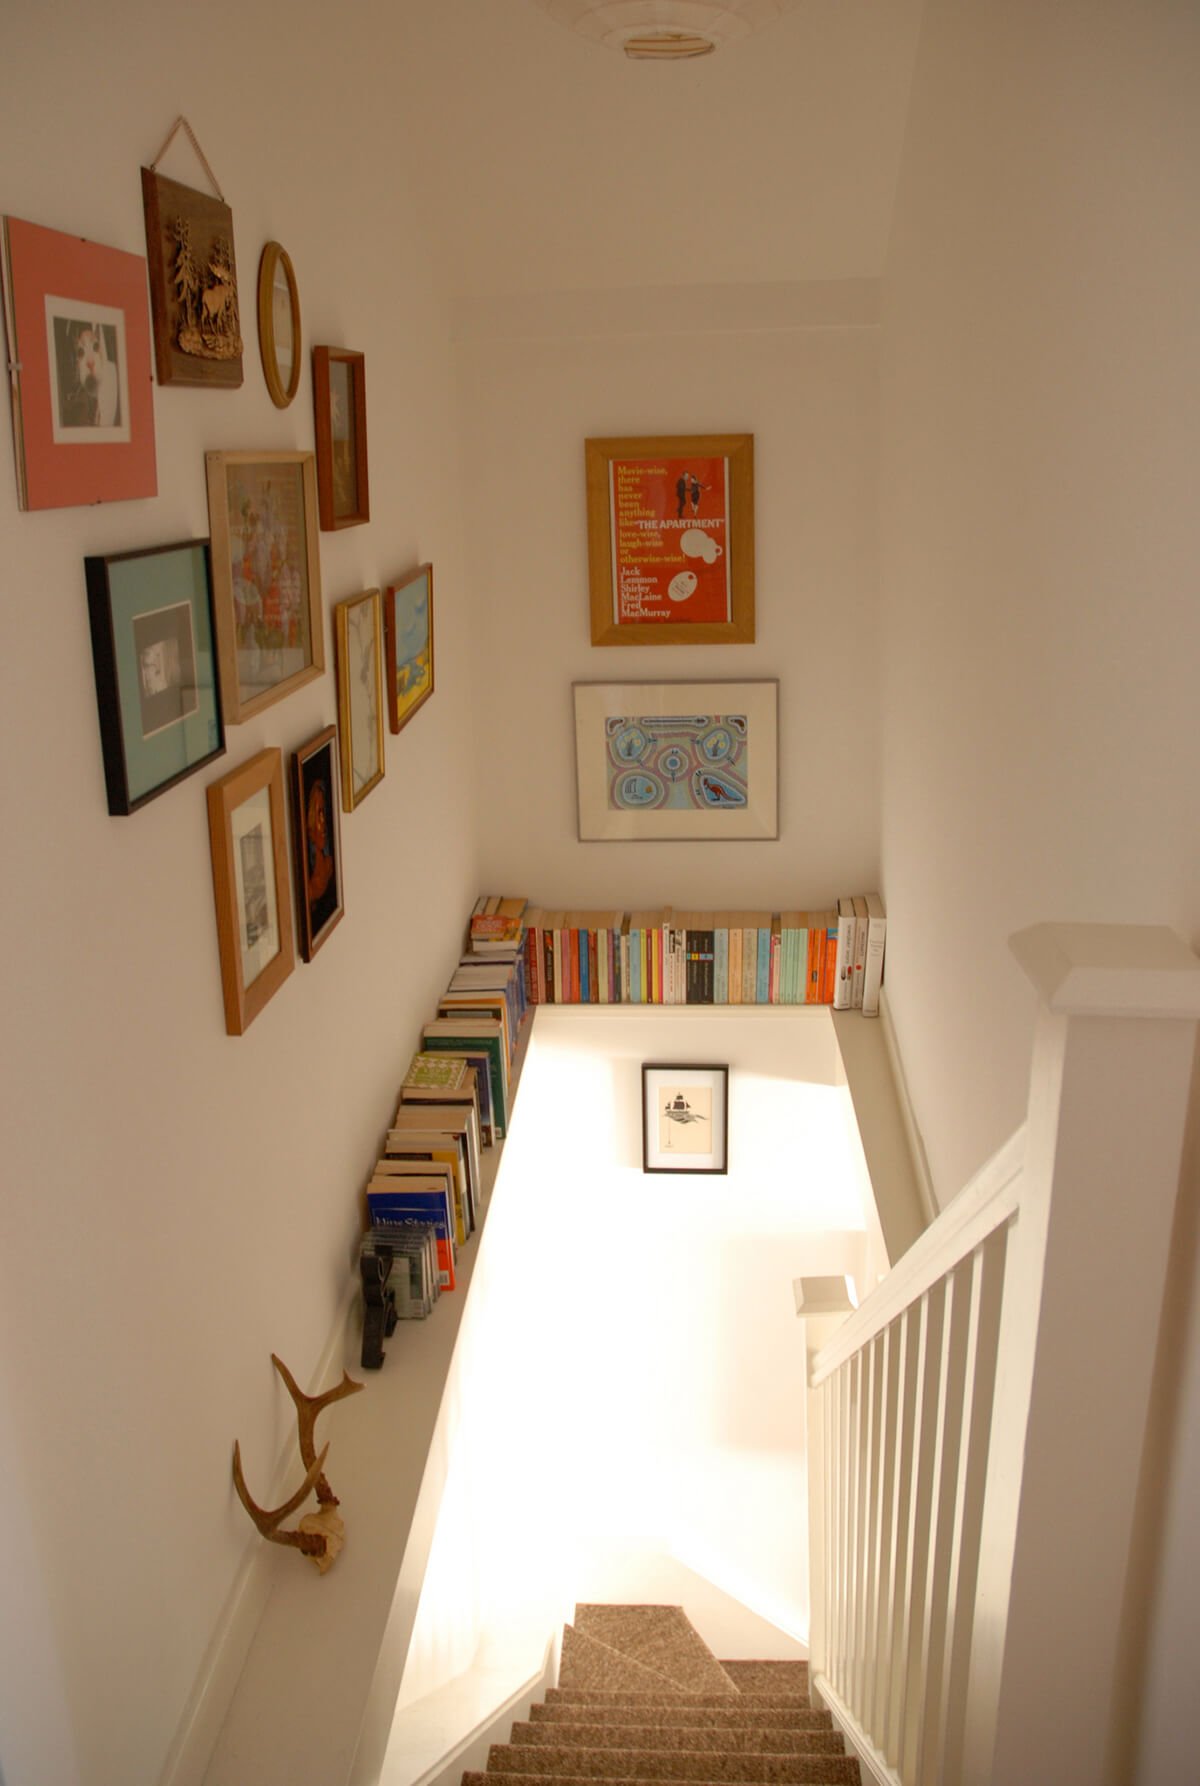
[585,433,754,646]
[1,215,157,509]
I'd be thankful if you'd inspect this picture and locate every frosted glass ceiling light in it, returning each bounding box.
[530,0,805,59]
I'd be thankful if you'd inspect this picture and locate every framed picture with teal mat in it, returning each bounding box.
[85,538,225,814]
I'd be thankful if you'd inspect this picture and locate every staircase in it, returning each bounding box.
[462,1605,860,1786]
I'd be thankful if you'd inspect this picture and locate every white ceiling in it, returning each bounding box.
[383,0,926,298]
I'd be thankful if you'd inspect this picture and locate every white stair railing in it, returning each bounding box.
[806,924,1200,1786]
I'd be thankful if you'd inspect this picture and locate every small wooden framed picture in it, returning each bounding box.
[334,588,385,811]
[642,1063,729,1174]
[312,347,369,529]
[383,563,434,734]
[205,449,325,723]
[257,241,301,408]
[85,538,224,814]
[206,748,295,1035]
[290,725,344,960]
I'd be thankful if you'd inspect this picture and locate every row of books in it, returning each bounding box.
[516,896,887,1014]
[360,913,533,1333]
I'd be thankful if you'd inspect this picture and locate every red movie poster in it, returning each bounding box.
[609,453,731,628]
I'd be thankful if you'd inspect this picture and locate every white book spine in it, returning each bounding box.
[862,894,887,1018]
[833,898,855,1011]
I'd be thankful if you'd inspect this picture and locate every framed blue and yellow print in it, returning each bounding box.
[573,679,778,842]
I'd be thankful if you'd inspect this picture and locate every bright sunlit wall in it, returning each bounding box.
[395,1005,880,1709]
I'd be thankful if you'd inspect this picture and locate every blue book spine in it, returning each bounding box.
[756,928,770,1003]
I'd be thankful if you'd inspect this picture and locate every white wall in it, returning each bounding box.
[455,282,882,911]
[876,2,1200,1777]
[395,1006,872,1715]
[0,5,481,1783]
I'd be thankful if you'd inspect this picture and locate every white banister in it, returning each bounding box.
[806,924,1200,1786]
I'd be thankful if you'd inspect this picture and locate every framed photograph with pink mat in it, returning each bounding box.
[1,215,156,510]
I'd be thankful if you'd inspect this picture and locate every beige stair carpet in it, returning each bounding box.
[573,1605,739,1697]
[461,1604,859,1786]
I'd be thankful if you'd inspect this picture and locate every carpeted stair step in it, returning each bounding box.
[508,1724,843,1757]
[573,1606,739,1698]
[717,1663,810,1698]
[482,1748,858,1783]
[529,1705,832,1733]
[559,1626,687,1696]
[544,1692,815,1711]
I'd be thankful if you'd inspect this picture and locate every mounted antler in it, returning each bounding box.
[232,1354,364,1573]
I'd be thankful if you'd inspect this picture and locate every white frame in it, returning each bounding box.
[573,679,778,842]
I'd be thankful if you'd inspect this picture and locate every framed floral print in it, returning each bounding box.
[334,589,385,811]
[205,449,325,723]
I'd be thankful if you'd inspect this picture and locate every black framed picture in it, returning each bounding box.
[641,1063,729,1174]
[291,725,345,960]
[85,539,224,813]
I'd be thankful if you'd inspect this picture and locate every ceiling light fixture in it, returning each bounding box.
[529,1,804,59]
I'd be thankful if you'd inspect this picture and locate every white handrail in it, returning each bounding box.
[810,1125,1025,1387]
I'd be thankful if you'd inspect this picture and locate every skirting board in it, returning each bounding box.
[812,1673,903,1786]
[154,1273,360,1786]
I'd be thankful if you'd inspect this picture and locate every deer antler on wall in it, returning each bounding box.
[232,1353,364,1573]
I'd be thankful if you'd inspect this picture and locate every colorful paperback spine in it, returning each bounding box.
[820,913,839,1003]
[756,923,771,1004]
[713,922,728,1004]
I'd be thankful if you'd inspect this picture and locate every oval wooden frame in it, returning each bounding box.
[257,241,301,408]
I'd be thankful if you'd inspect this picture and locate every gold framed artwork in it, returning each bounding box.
[205,449,324,723]
[312,346,369,529]
[383,563,434,734]
[585,432,755,647]
[206,748,295,1035]
[257,241,301,408]
[334,589,385,811]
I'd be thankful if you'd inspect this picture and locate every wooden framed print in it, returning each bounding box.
[140,168,243,388]
[585,433,754,646]
[573,679,778,842]
[291,725,344,960]
[257,241,300,408]
[334,589,385,811]
[205,450,324,722]
[1,215,157,509]
[206,748,295,1035]
[312,346,369,529]
[642,1063,728,1174]
[383,563,434,734]
[85,539,224,814]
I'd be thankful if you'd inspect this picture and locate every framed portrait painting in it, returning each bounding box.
[383,563,434,734]
[205,449,324,723]
[206,748,295,1035]
[573,679,778,842]
[334,588,385,811]
[312,346,369,529]
[291,725,344,960]
[585,433,754,647]
[642,1064,729,1174]
[85,539,224,814]
[1,215,157,509]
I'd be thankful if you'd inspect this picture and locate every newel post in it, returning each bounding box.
[963,924,1200,1786]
